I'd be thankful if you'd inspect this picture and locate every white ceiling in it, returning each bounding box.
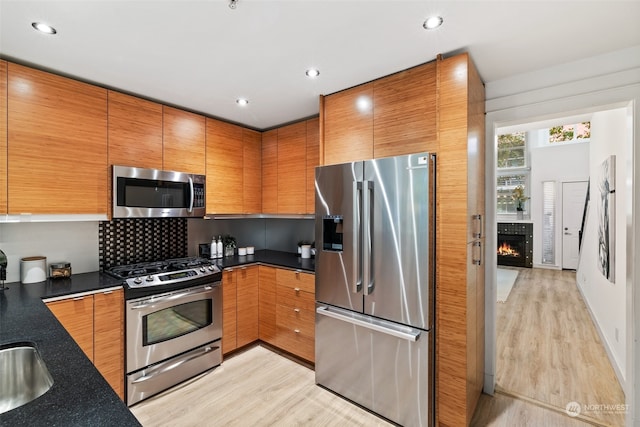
[1,1,639,130]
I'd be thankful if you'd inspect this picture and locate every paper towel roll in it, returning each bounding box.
[21,256,47,284]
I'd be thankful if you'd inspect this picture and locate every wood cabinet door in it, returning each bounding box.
[236,265,259,348]
[162,106,206,175]
[323,83,373,165]
[46,296,94,361]
[258,266,277,346]
[243,129,262,214]
[0,60,6,213]
[206,118,243,214]
[373,61,437,157]
[7,63,108,214]
[222,269,238,355]
[108,91,162,170]
[305,118,319,214]
[277,122,306,214]
[94,289,124,400]
[261,129,278,214]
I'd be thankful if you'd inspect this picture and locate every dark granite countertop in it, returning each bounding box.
[211,249,315,272]
[0,273,141,426]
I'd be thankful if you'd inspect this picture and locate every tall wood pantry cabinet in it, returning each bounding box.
[319,52,485,427]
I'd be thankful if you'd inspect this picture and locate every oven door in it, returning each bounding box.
[126,284,222,373]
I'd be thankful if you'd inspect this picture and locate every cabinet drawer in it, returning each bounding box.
[276,269,315,294]
[275,304,314,334]
[276,325,314,362]
[276,285,315,311]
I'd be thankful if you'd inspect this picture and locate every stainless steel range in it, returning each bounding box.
[106,257,223,406]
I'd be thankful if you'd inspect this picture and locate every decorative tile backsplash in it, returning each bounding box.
[99,218,188,270]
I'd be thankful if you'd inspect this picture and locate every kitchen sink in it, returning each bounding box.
[0,343,54,414]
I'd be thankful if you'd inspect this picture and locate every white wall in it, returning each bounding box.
[530,139,590,267]
[0,222,99,283]
[576,107,628,383]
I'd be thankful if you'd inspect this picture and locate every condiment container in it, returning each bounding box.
[21,256,47,284]
[50,262,72,279]
[238,247,247,256]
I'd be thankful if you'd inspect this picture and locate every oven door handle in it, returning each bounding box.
[131,345,219,384]
[130,286,213,310]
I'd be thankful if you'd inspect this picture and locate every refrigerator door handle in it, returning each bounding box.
[362,180,374,296]
[353,181,363,293]
[316,306,421,342]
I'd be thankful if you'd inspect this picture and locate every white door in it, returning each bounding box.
[562,181,588,269]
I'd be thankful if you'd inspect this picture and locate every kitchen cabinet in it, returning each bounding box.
[243,129,262,214]
[236,265,259,347]
[108,91,163,170]
[322,83,373,165]
[0,60,7,214]
[436,52,485,427]
[275,269,315,362]
[258,266,277,346]
[261,129,278,213]
[163,106,206,175]
[7,63,108,214]
[277,122,307,214]
[222,268,238,355]
[306,118,320,214]
[46,288,124,400]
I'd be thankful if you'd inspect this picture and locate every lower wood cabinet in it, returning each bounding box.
[236,265,259,347]
[222,268,238,355]
[258,266,277,346]
[45,288,124,400]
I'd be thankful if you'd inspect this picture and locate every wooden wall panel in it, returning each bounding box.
[373,61,437,157]
[277,122,306,213]
[258,266,277,346]
[94,289,124,400]
[261,129,278,213]
[108,91,163,170]
[243,129,262,214]
[206,118,243,213]
[8,64,108,214]
[323,83,373,165]
[306,118,319,214]
[0,60,6,213]
[162,106,206,175]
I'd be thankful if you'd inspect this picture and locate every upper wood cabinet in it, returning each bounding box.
[322,83,373,165]
[162,106,206,175]
[108,90,163,170]
[373,61,437,157]
[277,122,307,214]
[242,129,262,214]
[261,129,278,214]
[7,63,108,214]
[306,118,319,214]
[0,60,7,214]
[206,118,244,214]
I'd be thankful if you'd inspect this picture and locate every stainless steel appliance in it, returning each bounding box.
[106,257,222,406]
[113,165,206,218]
[315,152,435,427]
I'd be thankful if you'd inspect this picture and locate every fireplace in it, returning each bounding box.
[497,222,533,268]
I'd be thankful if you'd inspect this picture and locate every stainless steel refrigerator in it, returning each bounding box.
[315,152,435,427]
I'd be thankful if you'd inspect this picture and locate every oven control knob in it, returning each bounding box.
[145,275,154,282]
[200,267,206,273]
[133,277,142,284]
[208,265,215,271]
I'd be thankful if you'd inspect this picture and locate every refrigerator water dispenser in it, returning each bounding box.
[322,215,343,251]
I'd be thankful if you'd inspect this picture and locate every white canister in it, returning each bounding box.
[21,256,47,284]
[301,245,311,259]
[238,247,247,256]
[246,246,255,255]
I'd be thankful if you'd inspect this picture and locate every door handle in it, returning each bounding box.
[362,180,374,296]
[317,306,420,342]
[131,345,218,384]
[353,181,363,294]
[564,232,572,235]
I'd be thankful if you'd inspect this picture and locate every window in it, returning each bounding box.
[497,132,530,215]
[548,121,591,144]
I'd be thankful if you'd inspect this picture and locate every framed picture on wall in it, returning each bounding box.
[597,155,615,283]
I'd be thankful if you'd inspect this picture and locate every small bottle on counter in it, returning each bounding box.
[210,237,216,259]
[216,235,223,258]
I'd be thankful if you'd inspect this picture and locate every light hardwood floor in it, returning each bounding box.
[493,267,626,426]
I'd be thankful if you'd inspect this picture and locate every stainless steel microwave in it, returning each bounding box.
[112,165,206,218]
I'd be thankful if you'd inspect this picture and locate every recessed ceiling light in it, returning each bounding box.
[31,22,57,35]
[236,98,249,106]
[305,69,320,78]
[423,16,443,30]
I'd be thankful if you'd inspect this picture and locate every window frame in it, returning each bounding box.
[496,131,531,220]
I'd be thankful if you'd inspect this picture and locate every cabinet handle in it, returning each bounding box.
[72,296,84,301]
[294,329,300,334]
[295,269,301,275]
[472,214,483,239]
[102,291,113,295]
[294,308,300,313]
[224,268,233,272]
[294,287,300,293]
[473,241,482,266]
[241,266,247,270]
